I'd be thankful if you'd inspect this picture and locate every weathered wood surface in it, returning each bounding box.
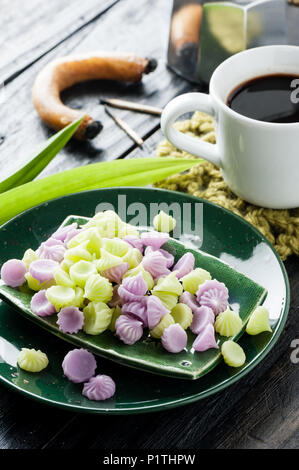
[0,0,298,450]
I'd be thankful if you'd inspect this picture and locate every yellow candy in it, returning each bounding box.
[150,313,175,339]
[215,307,242,337]
[67,229,91,249]
[152,291,178,310]
[122,248,143,269]
[117,222,139,238]
[17,348,49,372]
[153,272,183,296]
[171,303,193,330]
[246,306,272,335]
[123,265,154,290]
[83,301,113,335]
[108,306,122,332]
[22,249,38,269]
[97,248,123,271]
[69,260,97,288]
[181,268,212,294]
[53,267,75,288]
[64,241,92,262]
[25,273,54,292]
[60,259,74,273]
[46,286,76,310]
[84,274,113,303]
[221,341,246,368]
[72,287,85,308]
[103,238,129,257]
[153,210,176,233]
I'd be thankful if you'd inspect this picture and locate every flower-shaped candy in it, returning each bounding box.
[57,306,84,334]
[161,324,187,353]
[62,348,96,383]
[196,280,229,315]
[1,259,27,287]
[30,290,56,317]
[172,253,195,279]
[190,306,214,335]
[29,259,59,283]
[82,375,116,401]
[115,314,143,345]
[140,231,169,250]
[118,273,148,302]
[192,324,218,352]
[101,262,129,284]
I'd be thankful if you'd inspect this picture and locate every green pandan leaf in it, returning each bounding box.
[0,117,84,194]
[0,157,201,226]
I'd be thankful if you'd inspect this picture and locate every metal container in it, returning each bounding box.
[167,0,287,84]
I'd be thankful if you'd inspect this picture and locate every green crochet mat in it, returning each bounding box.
[155,112,299,261]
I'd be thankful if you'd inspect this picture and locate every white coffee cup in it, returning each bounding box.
[161,45,299,209]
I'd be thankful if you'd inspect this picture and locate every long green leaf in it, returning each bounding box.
[0,117,84,194]
[0,157,201,226]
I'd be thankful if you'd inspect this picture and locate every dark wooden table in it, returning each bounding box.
[0,0,298,450]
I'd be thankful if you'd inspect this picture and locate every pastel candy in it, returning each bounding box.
[57,306,84,334]
[215,307,242,337]
[101,262,129,284]
[22,249,38,269]
[103,238,130,257]
[181,268,212,294]
[142,250,170,278]
[190,306,214,335]
[29,259,59,283]
[196,280,229,315]
[82,375,116,401]
[123,235,144,253]
[153,211,176,233]
[172,253,195,279]
[52,223,78,242]
[30,290,56,317]
[150,313,175,339]
[64,228,82,245]
[84,274,113,303]
[171,303,193,330]
[246,306,272,335]
[46,286,76,310]
[17,348,49,372]
[221,340,246,367]
[144,246,174,268]
[122,300,148,326]
[37,238,66,262]
[62,348,97,383]
[152,291,178,310]
[118,273,148,302]
[108,306,122,332]
[115,314,143,345]
[192,324,219,352]
[69,260,97,288]
[123,265,154,290]
[83,301,112,335]
[179,291,200,313]
[96,248,123,271]
[108,285,124,308]
[161,324,187,353]
[153,272,183,296]
[121,248,143,269]
[146,295,169,330]
[1,259,27,287]
[141,231,169,249]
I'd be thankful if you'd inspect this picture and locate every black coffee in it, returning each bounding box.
[227,74,299,123]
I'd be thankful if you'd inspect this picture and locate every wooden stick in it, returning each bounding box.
[100,97,162,116]
[104,107,144,147]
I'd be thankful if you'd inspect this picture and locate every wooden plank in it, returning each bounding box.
[0,0,191,184]
[0,0,119,83]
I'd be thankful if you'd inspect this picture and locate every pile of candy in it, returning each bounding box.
[1,210,272,400]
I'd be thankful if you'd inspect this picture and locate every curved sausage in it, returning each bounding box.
[32,52,157,139]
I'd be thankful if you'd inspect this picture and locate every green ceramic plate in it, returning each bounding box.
[0,188,289,413]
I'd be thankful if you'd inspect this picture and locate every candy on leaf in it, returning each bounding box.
[150,313,175,339]
[117,222,139,238]
[172,253,195,279]
[37,239,66,262]
[181,268,212,294]
[221,340,246,367]
[142,249,169,278]
[146,295,169,330]
[69,260,97,288]
[53,267,75,288]
[86,228,103,257]
[190,305,214,335]
[153,210,176,233]
[141,231,169,249]
[83,301,113,335]
[1,259,27,287]
[192,324,218,352]
[118,273,148,302]
[84,274,113,303]
[46,286,76,310]
[152,291,178,310]
[66,228,91,249]
[30,290,56,317]
[153,272,183,296]
[196,279,229,315]
[25,272,54,292]
[123,265,154,290]
[52,222,78,242]
[103,238,129,257]
[62,348,96,383]
[171,303,193,330]
[96,248,123,272]
[246,306,272,335]
[215,307,242,337]
[122,300,148,326]
[17,348,49,372]
[64,241,92,262]
[123,235,143,253]
[29,259,58,283]
[115,314,143,345]
[122,248,143,269]
[82,375,116,401]
[57,306,84,334]
[161,324,187,353]
[101,262,129,284]
[144,246,174,268]
[22,249,38,269]
[179,291,200,313]
[108,306,122,332]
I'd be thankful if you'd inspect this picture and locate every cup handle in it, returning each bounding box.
[161,92,222,167]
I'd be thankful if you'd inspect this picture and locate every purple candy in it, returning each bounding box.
[144,246,174,268]
[123,235,143,253]
[122,300,148,326]
[141,231,169,250]
[29,259,59,283]
[172,253,195,279]
[142,250,170,279]
[1,259,27,288]
[57,306,84,334]
[108,285,124,308]
[196,280,229,315]
[37,238,66,262]
[101,262,129,284]
[192,324,218,352]
[190,306,214,335]
[64,228,82,245]
[146,295,170,330]
[30,290,56,317]
[161,324,187,353]
[52,223,78,242]
[115,314,143,345]
[179,291,200,313]
[118,273,148,302]
[82,375,116,401]
[62,348,97,383]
